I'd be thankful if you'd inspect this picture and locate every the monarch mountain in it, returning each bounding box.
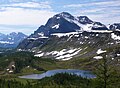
[18,12,109,49]
[18,12,120,61]
[0,32,27,48]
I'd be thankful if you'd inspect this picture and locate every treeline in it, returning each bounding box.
[0,79,25,88]
[1,73,119,88]
[0,73,92,88]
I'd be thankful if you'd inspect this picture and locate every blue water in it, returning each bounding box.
[19,69,96,79]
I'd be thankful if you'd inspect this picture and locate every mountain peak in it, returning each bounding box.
[109,23,120,30]
[77,16,93,24]
[34,12,110,37]
[18,12,119,50]
[54,12,74,20]
[9,32,17,35]
[8,32,27,37]
[59,12,72,16]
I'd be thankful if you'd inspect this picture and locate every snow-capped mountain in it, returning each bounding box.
[18,12,111,49]
[0,32,27,48]
[18,12,120,61]
[32,12,109,37]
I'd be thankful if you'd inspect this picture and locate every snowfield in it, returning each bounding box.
[34,53,44,57]
[93,56,103,60]
[111,33,120,40]
[34,48,82,61]
[51,32,80,38]
[0,41,14,44]
[52,24,60,29]
[96,49,106,54]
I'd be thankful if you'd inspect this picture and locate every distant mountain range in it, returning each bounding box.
[17,12,120,61]
[0,32,27,48]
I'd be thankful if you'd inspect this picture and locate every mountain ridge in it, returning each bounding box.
[17,12,120,61]
[0,32,27,48]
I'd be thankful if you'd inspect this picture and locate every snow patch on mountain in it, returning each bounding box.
[28,36,48,40]
[52,24,60,29]
[97,49,106,54]
[57,17,60,19]
[39,36,49,38]
[85,36,89,39]
[0,41,14,44]
[90,30,112,33]
[51,32,80,38]
[34,53,44,57]
[55,49,81,60]
[28,32,48,40]
[111,33,120,40]
[34,48,82,61]
[81,24,93,31]
[38,32,44,36]
[93,56,103,60]
[93,23,104,28]
[62,15,108,32]
[28,38,38,40]
[117,54,120,56]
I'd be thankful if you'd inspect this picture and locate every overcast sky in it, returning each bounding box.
[0,0,120,35]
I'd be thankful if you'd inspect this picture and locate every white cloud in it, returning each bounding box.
[0,1,56,34]
[0,1,56,26]
[2,1,51,9]
[0,7,55,26]
[9,0,22,2]
[64,4,82,8]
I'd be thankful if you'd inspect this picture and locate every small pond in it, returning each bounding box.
[19,69,96,79]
